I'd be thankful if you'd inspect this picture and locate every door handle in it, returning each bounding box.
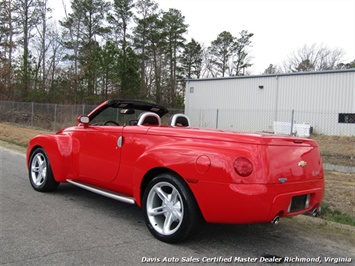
[117,136,123,148]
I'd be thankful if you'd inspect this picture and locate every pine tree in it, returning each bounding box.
[16,0,41,99]
[60,0,110,100]
[209,31,238,77]
[232,30,253,76]
[134,0,159,98]
[0,0,18,99]
[180,38,203,79]
[108,0,139,98]
[161,8,187,106]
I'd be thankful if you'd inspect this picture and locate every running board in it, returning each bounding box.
[66,179,135,205]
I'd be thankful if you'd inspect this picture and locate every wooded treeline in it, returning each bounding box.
[1,0,354,106]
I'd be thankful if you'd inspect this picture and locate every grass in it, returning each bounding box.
[0,122,53,147]
[320,202,355,226]
[311,134,355,167]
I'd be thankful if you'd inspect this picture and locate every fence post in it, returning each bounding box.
[54,104,57,132]
[290,109,295,135]
[31,102,34,128]
[216,109,219,129]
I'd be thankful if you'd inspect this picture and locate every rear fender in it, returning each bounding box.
[131,145,237,207]
[131,147,199,205]
[27,134,73,182]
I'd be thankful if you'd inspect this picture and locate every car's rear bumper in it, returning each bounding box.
[191,179,324,224]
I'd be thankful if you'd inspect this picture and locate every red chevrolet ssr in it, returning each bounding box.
[27,99,324,243]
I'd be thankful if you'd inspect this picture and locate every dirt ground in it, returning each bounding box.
[0,123,354,217]
[311,134,355,167]
[324,171,354,215]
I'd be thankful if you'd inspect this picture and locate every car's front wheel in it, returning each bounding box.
[142,173,201,243]
[29,148,59,192]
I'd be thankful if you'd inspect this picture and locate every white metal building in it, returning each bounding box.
[185,69,355,136]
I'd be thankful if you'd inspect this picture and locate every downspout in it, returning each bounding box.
[185,80,190,116]
[274,75,279,122]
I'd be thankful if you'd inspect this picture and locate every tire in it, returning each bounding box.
[29,148,59,192]
[142,173,201,243]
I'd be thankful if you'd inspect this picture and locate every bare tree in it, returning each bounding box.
[0,0,18,99]
[282,43,345,72]
[16,0,42,98]
[230,30,253,76]
[134,0,159,98]
[32,0,52,91]
[47,25,65,90]
[263,64,280,75]
[337,59,355,69]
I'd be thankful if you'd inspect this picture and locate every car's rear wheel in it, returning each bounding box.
[142,173,201,243]
[29,148,59,192]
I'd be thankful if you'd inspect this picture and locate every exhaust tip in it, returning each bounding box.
[271,215,280,225]
[312,208,320,217]
[304,207,321,218]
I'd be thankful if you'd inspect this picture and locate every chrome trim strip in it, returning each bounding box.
[305,194,311,209]
[66,179,135,204]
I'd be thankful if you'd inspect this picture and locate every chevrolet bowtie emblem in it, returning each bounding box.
[278,177,287,184]
[298,161,307,168]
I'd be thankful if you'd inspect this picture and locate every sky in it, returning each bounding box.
[50,0,355,74]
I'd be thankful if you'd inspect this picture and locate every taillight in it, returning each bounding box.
[234,157,253,177]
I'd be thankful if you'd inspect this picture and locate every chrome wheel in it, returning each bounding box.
[29,148,59,192]
[142,173,202,243]
[146,181,184,236]
[30,152,47,186]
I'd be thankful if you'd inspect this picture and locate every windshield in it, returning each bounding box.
[90,106,144,126]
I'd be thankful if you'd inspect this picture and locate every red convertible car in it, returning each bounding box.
[27,99,324,243]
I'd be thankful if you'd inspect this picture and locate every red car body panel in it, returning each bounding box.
[26,100,324,225]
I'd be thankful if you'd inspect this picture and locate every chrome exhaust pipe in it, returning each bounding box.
[311,208,320,217]
[304,207,320,217]
[271,215,280,225]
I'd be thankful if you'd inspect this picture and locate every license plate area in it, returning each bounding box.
[288,194,310,213]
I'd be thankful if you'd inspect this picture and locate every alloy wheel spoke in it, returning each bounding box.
[148,206,166,217]
[32,165,40,173]
[155,186,169,202]
[37,156,44,166]
[35,173,43,185]
[170,188,179,203]
[163,212,175,234]
[172,202,182,221]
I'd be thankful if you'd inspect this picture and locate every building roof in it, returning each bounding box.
[186,68,355,82]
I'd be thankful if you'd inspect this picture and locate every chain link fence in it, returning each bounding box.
[1,101,354,168]
[0,101,184,131]
[1,101,354,136]
[1,101,96,131]
[185,108,354,168]
[186,108,355,137]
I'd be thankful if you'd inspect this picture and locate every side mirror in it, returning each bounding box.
[78,115,90,127]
